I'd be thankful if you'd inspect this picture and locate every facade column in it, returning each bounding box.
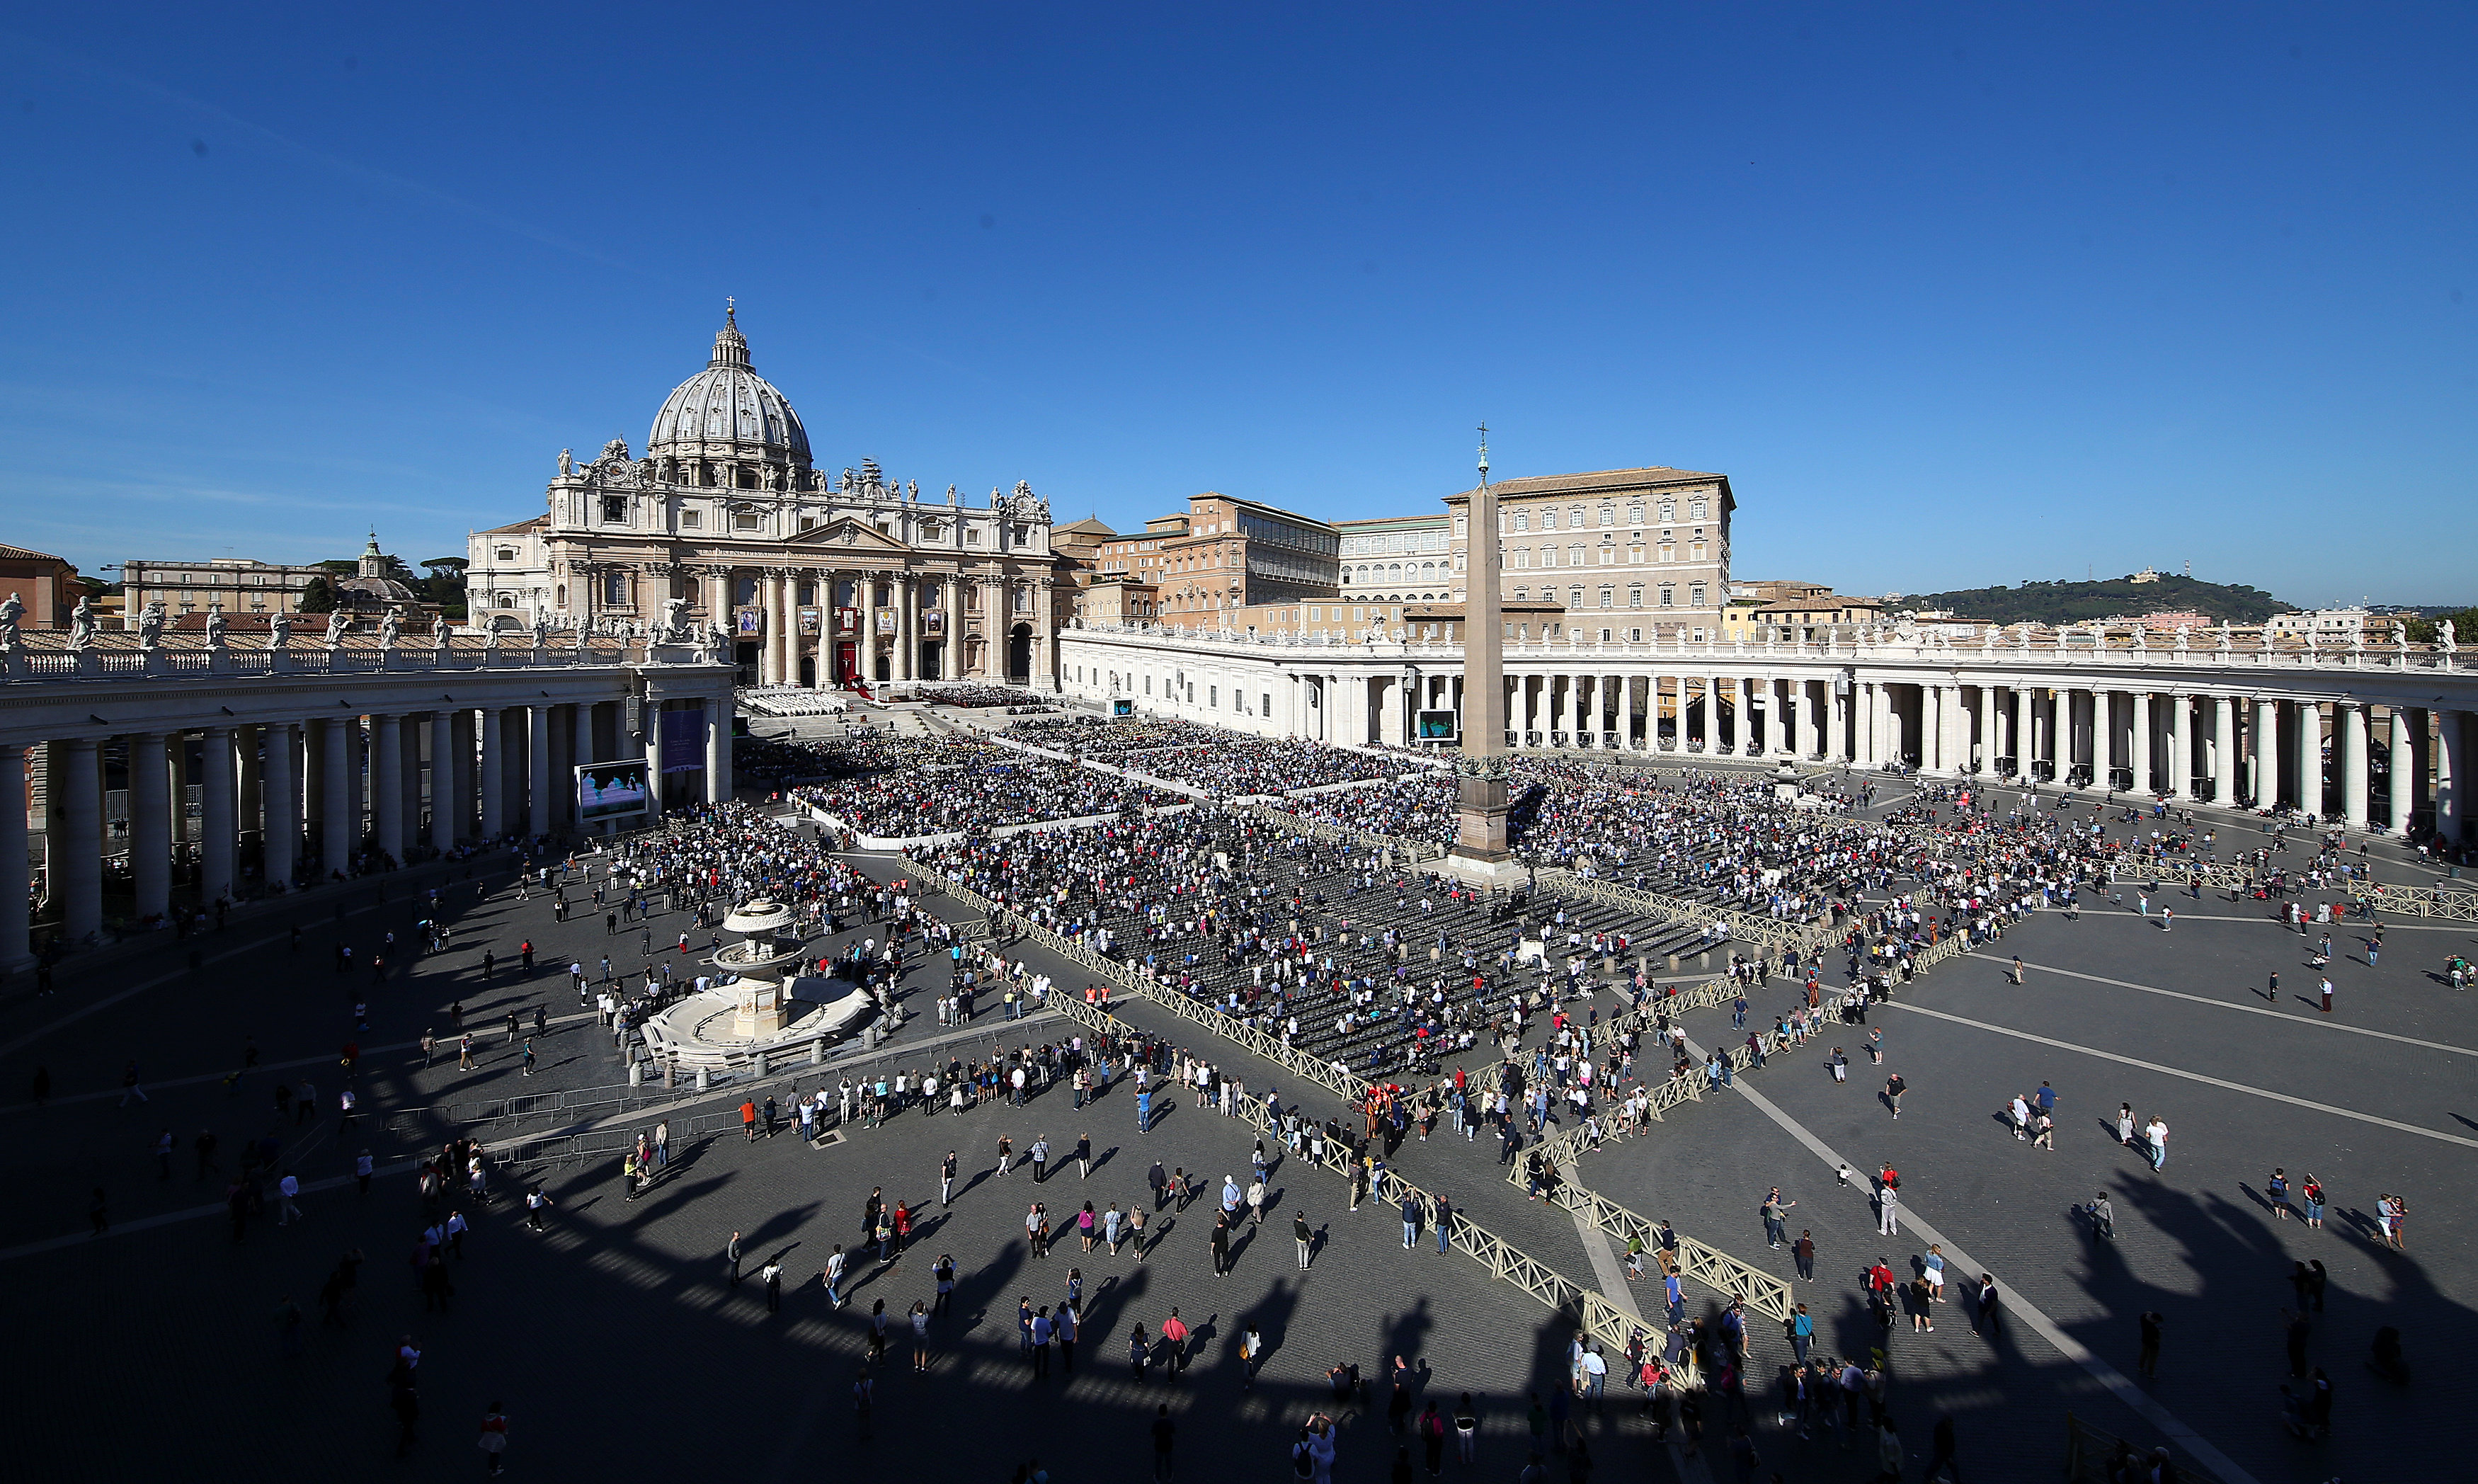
[263,723,297,887]
[2339,702,2369,831]
[2251,697,2279,806]
[2090,690,2112,788]
[200,726,236,903]
[129,733,171,923]
[761,570,787,685]
[0,746,29,972]
[430,713,457,852]
[897,574,917,682]
[320,719,353,872]
[2387,709,2414,834]
[372,714,404,862]
[479,709,506,838]
[2130,691,2152,794]
[58,739,102,944]
[527,704,554,839]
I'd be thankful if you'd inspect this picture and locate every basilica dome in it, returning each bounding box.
[646,307,811,469]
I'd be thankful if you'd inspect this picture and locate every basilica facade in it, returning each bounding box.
[467,308,1068,687]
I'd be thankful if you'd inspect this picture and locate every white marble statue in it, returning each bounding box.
[203,605,227,646]
[0,591,22,647]
[2443,619,2458,653]
[379,606,404,646]
[69,595,97,649]
[2174,625,2189,653]
[268,610,292,647]
[530,609,549,649]
[663,595,691,640]
[324,607,350,645]
[136,598,166,647]
[2215,621,2232,652]
[559,447,574,475]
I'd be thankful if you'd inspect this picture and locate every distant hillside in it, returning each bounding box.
[1902,575,2294,626]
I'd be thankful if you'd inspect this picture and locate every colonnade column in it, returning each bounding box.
[479,709,506,838]
[527,704,554,839]
[57,739,101,943]
[2011,689,2031,777]
[2387,709,2414,834]
[129,733,171,922]
[2130,691,2152,794]
[2251,697,2278,806]
[707,696,733,803]
[430,713,457,852]
[2295,700,2323,818]
[372,714,404,862]
[2440,711,2469,843]
[2339,702,2369,831]
[320,719,353,871]
[0,747,28,972]
[263,724,297,887]
[2164,694,2188,800]
[2212,697,2236,804]
[200,726,235,903]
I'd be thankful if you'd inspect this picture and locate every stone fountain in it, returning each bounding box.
[641,897,882,1071]
[716,899,806,1037]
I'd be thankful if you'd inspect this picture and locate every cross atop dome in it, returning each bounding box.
[712,299,750,368]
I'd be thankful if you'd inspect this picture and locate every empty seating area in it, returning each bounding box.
[911,804,1741,1083]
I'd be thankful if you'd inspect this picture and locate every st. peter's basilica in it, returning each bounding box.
[467,307,1068,687]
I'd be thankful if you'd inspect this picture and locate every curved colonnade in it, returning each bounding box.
[0,634,735,973]
[1058,627,2478,843]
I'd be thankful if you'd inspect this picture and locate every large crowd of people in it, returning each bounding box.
[787,735,1178,839]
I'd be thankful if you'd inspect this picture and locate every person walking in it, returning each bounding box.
[1161,1308,1190,1380]
[726,1231,743,1286]
[1296,1210,1314,1269]
[942,1150,957,1205]
[1210,1214,1231,1279]
[2319,976,2334,1014]
[1876,1182,1899,1237]
[1762,1189,1795,1248]
[1883,1071,1906,1119]
[476,1402,509,1476]
[762,1259,783,1313]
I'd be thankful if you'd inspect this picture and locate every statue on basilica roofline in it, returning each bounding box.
[0,592,22,649]
[324,607,350,646]
[559,448,574,476]
[136,599,167,648]
[663,595,692,642]
[2443,619,2458,654]
[268,610,292,648]
[68,595,98,649]
[204,605,228,647]
[379,606,404,646]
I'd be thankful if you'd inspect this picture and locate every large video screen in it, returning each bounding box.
[576,759,652,822]
[1415,709,1460,741]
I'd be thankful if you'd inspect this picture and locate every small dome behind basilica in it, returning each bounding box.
[646,303,811,469]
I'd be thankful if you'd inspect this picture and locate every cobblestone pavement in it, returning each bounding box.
[6,772,2468,1482]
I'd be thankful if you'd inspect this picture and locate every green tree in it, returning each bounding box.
[2403,607,2478,645]
[297,576,338,614]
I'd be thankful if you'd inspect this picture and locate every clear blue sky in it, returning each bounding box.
[2,4,2470,605]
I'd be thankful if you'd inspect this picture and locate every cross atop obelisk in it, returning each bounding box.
[1447,423,1519,882]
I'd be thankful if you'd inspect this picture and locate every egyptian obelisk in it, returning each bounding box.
[1447,426,1521,886]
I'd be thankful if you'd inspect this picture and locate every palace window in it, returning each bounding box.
[1690,583,1707,607]
[603,572,628,606]
[733,511,762,531]
[1660,586,1675,607]
[1690,498,1708,520]
[679,508,701,529]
